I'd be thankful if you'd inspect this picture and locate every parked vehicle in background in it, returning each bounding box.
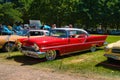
[1,25,14,35]
[96,29,104,34]
[108,30,120,35]
[25,29,49,36]
[85,29,104,34]
[18,28,107,61]
[0,30,49,52]
[104,40,120,61]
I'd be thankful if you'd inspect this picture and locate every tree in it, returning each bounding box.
[12,0,33,23]
[0,2,23,24]
[2,0,119,29]
[28,0,80,26]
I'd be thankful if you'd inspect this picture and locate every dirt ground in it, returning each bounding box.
[0,63,93,80]
[0,63,114,80]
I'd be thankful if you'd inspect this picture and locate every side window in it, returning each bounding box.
[69,30,77,38]
[69,30,87,38]
[76,31,85,34]
[76,31,88,38]
[29,31,44,36]
[50,30,67,38]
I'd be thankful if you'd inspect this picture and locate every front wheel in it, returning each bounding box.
[45,50,57,61]
[3,42,15,52]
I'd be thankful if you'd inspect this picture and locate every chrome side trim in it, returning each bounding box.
[42,40,105,50]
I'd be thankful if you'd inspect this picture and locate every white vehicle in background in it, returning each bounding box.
[104,40,120,61]
[0,29,49,52]
[25,29,49,36]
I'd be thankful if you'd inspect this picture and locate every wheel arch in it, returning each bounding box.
[56,50,60,56]
[3,41,15,47]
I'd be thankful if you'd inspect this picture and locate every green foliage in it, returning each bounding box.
[11,0,34,23]
[28,0,80,26]
[0,0,120,29]
[0,2,23,24]
[26,0,120,28]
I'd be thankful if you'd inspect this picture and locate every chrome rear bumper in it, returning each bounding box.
[21,50,46,58]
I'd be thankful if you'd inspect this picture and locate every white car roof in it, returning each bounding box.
[29,29,49,32]
[53,28,89,34]
[54,28,85,31]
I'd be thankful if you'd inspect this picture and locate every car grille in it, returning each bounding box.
[21,46,36,52]
[112,49,120,53]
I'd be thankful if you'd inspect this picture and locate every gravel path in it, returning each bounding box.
[0,63,113,80]
[0,64,91,80]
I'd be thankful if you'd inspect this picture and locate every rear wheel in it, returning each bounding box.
[45,50,57,61]
[3,42,15,52]
[90,46,96,52]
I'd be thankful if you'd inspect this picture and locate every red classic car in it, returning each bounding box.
[18,28,107,60]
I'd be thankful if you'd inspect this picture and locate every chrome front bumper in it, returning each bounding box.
[104,54,120,60]
[21,50,46,58]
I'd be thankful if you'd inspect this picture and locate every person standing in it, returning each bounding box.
[69,24,73,28]
[51,24,57,29]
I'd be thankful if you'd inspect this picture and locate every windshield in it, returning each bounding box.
[50,30,67,38]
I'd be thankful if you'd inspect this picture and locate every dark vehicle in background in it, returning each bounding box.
[0,25,13,35]
[108,30,120,35]
[85,29,104,34]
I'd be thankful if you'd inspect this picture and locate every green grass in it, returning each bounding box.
[0,35,120,79]
[106,35,120,43]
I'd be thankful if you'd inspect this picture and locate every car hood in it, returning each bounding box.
[107,40,120,48]
[0,35,25,41]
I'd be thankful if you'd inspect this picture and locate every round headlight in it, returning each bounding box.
[104,46,110,52]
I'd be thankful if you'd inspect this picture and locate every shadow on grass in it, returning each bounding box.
[96,60,120,71]
[6,50,91,66]
[7,55,46,66]
[0,49,5,53]
[5,48,103,66]
[57,49,102,60]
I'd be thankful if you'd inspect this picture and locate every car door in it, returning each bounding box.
[67,30,87,52]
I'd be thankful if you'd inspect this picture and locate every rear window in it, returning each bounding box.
[29,31,44,36]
